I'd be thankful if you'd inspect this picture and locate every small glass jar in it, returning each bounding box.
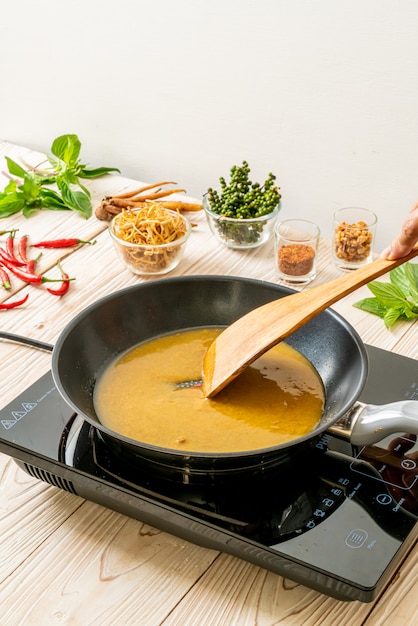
[275,219,320,285]
[332,207,377,271]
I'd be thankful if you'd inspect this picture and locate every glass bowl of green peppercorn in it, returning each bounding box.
[203,161,282,249]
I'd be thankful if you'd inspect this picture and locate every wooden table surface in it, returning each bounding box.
[0,141,416,625]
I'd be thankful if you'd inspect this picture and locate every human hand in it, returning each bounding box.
[382,200,418,259]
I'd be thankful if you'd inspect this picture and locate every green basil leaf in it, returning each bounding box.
[0,195,26,216]
[39,188,68,208]
[390,265,411,294]
[22,204,41,217]
[403,307,418,320]
[410,263,418,284]
[353,297,386,318]
[1,179,18,194]
[383,307,404,328]
[404,263,418,302]
[79,166,121,179]
[50,134,81,166]
[368,281,408,307]
[36,175,58,186]
[57,181,91,217]
[5,156,27,178]
[20,174,42,201]
[66,191,91,218]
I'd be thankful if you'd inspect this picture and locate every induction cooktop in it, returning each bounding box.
[0,345,417,603]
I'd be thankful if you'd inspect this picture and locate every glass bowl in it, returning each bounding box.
[109,208,192,275]
[202,193,281,249]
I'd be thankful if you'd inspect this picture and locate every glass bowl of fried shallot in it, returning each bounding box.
[109,204,192,275]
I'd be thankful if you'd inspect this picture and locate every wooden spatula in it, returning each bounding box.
[202,245,418,398]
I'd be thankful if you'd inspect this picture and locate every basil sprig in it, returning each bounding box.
[0,134,120,219]
[353,262,418,328]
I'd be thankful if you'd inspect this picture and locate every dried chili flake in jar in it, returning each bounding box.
[277,244,316,276]
[334,221,373,263]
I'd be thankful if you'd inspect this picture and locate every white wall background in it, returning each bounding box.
[1,0,417,251]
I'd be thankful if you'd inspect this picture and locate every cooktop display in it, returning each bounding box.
[0,345,417,603]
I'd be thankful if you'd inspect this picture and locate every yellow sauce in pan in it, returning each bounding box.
[94,328,325,453]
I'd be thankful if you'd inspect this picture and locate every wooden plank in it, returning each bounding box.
[0,500,218,626]
[0,455,83,583]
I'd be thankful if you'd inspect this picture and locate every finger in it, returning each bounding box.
[382,203,418,259]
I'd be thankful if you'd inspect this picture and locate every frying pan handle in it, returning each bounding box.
[350,401,418,446]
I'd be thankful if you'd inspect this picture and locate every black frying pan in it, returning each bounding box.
[50,276,368,480]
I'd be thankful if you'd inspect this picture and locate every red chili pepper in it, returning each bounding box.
[6,231,22,264]
[32,238,95,249]
[0,293,29,310]
[46,262,71,297]
[26,255,41,275]
[18,235,29,263]
[0,266,11,290]
[0,247,26,267]
[0,257,74,285]
[25,251,42,274]
[6,232,15,257]
[2,262,44,283]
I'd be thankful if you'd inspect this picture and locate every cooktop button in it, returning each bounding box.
[345,529,368,548]
[376,493,392,505]
[401,458,416,471]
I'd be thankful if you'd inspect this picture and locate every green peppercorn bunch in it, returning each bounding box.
[206,161,281,245]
